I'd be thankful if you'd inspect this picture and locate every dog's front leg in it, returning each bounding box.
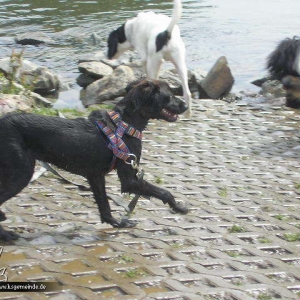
[120,176,188,214]
[88,175,137,228]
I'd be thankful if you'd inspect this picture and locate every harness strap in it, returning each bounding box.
[108,111,142,139]
[95,111,142,173]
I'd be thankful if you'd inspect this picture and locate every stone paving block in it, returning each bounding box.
[1,100,300,299]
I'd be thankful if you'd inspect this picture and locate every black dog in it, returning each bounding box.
[0,79,188,241]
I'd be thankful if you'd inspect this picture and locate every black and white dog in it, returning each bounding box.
[267,36,300,108]
[107,0,192,115]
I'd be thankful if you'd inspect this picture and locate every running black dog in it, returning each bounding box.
[0,79,188,241]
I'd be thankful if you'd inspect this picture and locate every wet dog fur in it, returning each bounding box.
[267,36,300,80]
[0,79,188,241]
[267,36,300,108]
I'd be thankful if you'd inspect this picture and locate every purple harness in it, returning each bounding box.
[95,111,142,173]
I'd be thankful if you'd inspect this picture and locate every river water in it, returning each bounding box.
[0,0,299,108]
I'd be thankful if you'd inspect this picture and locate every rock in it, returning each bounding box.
[83,65,135,106]
[4,81,53,107]
[0,57,60,94]
[78,51,106,64]
[281,75,300,108]
[102,52,140,68]
[29,91,53,107]
[15,32,55,45]
[199,56,234,99]
[159,69,184,95]
[260,79,286,98]
[76,73,96,88]
[189,68,207,96]
[159,68,203,96]
[78,58,205,100]
[29,66,60,93]
[78,61,113,80]
[251,77,270,87]
[127,61,146,79]
[0,94,33,115]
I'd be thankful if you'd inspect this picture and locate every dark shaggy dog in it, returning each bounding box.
[0,79,188,241]
[267,37,300,108]
[267,36,300,80]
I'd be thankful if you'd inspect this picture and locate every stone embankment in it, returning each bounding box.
[0,98,300,299]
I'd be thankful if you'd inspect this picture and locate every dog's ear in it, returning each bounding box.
[107,31,118,59]
[107,24,126,59]
[129,80,160,112]
[125,78,146,93]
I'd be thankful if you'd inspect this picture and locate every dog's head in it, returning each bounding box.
[107,24,129,60]
[115,79,188,125]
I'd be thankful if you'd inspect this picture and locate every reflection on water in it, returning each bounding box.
[0,0,299,107]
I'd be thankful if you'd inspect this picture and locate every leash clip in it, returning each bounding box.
[125,154,138,169]
[125,153,144,179]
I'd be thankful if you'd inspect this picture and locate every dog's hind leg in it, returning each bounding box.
[170,51,192,115]
[146,57,163,79]
[88,174,137,228]
[0,148,35,240]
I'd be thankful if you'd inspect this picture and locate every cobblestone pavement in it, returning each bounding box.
[1,100,300,300]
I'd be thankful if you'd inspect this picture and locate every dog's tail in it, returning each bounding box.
[156,0,182,52]
[267,36,300,80]
[167,0,182,34]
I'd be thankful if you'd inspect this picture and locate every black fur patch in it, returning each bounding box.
[267,36,300,80]
[117,24,126,44]
[156,30,171,52]
[107,24,126,59]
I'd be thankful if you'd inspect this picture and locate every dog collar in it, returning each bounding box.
[95,111,142,173]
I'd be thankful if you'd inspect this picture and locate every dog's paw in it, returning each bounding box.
[172,202,189,214]
[102,216,120,228]
[102,215,137,228]
[0,226,19,241]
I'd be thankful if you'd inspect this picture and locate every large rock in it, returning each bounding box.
[77,61,114,88]
[251,77,270,87]
[0,57,60,94]
[0,94,33,115]
[158,68,205,96]
[199,56,234,99]
[83,65,135,106]
[15,32,55,45]
[78,61,113,80]
[76,73,97,88]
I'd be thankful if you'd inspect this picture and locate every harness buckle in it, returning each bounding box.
[125,154,138,169]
